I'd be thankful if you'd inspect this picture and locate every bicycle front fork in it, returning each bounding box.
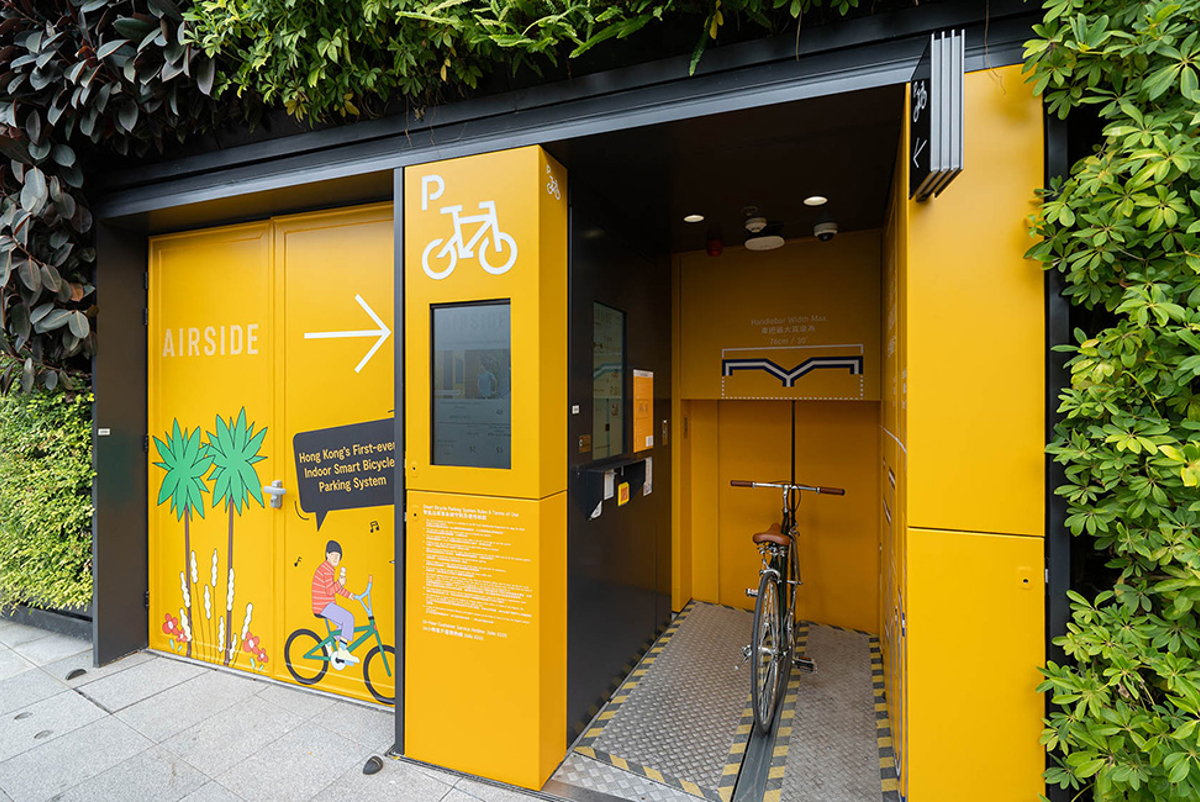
[737,584,818,675]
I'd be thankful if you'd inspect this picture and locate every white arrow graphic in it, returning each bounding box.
[304,294,391,374]
[912,136,927,167]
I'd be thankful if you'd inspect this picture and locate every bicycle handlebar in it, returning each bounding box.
[730,479,846,496]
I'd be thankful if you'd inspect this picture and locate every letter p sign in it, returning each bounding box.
[421,175,445,211]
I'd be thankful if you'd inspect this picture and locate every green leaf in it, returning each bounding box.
[96,39,128,60]
[116,102,138,133]
[112,18,156,39]
[20,167,46,213]
[67,311,89,339]
[17,258,40,292]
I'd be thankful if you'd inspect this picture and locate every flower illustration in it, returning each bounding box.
[243,632,261,653]
[162,612,181,636]
[256,649,268,665]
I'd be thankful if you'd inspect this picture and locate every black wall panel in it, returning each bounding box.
[566,196,672,741]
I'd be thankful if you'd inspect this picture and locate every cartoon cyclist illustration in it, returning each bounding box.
[310,539,368,668]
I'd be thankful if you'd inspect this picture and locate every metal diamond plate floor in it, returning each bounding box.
[550,752,701,802]
[781,625,882,802]
[592,603,751,792]
[547,604,889,802]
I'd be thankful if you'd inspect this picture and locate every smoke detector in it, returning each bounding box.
[742,206,784,251]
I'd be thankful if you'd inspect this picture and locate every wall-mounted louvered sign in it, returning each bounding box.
[909,30,964,201]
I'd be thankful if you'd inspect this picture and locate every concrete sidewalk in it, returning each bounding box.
[0,618,542,802]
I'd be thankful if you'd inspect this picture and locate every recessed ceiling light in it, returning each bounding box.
[803,195,828,207]
[684,214,705,223]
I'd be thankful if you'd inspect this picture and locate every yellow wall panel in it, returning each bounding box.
[405,491,566,788]
[715,401,880,634]
[905,65,1044,537]
[402,147,569,789]
[404,146,568,502]
[679,235,881,401]
[906,527,1044,800]
[686,400,721,604]
[272,205,396,704]
[148,224,277,669]
[149,205,397,706]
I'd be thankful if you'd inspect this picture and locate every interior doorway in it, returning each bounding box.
[545,85,906,802]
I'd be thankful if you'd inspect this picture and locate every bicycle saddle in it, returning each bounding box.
[752,522,791,546]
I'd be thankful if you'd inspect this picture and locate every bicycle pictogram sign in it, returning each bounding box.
[420,174,518,280]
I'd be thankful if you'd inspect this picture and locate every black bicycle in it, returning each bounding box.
[732,479,845,733]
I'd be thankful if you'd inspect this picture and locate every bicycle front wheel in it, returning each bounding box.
[284,629,329,686]
[751,571,782,734]
[363,644,397,705]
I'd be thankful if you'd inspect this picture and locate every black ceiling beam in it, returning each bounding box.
[94,1,1036,230]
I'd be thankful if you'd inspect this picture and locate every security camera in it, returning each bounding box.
[814,221,838,242]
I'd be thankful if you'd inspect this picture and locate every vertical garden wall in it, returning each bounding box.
[0,385,93,610]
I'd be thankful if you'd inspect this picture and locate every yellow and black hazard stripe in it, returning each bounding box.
[575,745,723,801]
[755,621,809,801]
[574,600,697,750]
[717,694,754,802]
[871,635,901,801]
[570,601,726,800]
[570,634,656,739]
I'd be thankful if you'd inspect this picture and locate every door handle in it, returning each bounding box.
[263,480,286,508]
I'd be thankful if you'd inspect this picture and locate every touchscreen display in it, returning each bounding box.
[431,301,511,469]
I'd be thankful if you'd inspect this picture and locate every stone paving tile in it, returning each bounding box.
[42,649,154,687]
[10,633,90,667]
[179,782,244,802]
[77,656,205,712]
[214,724,366,802]
[0,647,34,683]
[316,755,455,802]
[162,695,303,778]
[0,622,53,649]
[312,699,394,752]
[446,779,540,802]
[254,683,335,721]
[50,745,209,802]
[116,668,262,743]
[0,717,152,802]
[0,689,106,762]
[0,667,68,716]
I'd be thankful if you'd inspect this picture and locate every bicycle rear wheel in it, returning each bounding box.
[751,571,782,734]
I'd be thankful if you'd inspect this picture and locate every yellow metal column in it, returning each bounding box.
[403,146,568,789]
[902,65,1046,800]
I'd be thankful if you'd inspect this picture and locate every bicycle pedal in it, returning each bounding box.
[793,656,817,674]
[745,588,758,598]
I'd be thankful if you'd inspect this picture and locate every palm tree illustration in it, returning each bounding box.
[153,421,212,660]
[206,408,267,667]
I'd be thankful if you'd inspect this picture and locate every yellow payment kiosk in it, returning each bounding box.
[403,146,569,788]
[148,205,397,705]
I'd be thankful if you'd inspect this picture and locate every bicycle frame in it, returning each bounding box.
[436,202,500,259]
[304,587,393,678]
[733,478,844,731]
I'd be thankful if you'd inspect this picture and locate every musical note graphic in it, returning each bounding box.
[369,521,380,533]
[294,556,302,567]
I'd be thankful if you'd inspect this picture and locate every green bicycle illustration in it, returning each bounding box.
[284,574,396,705]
